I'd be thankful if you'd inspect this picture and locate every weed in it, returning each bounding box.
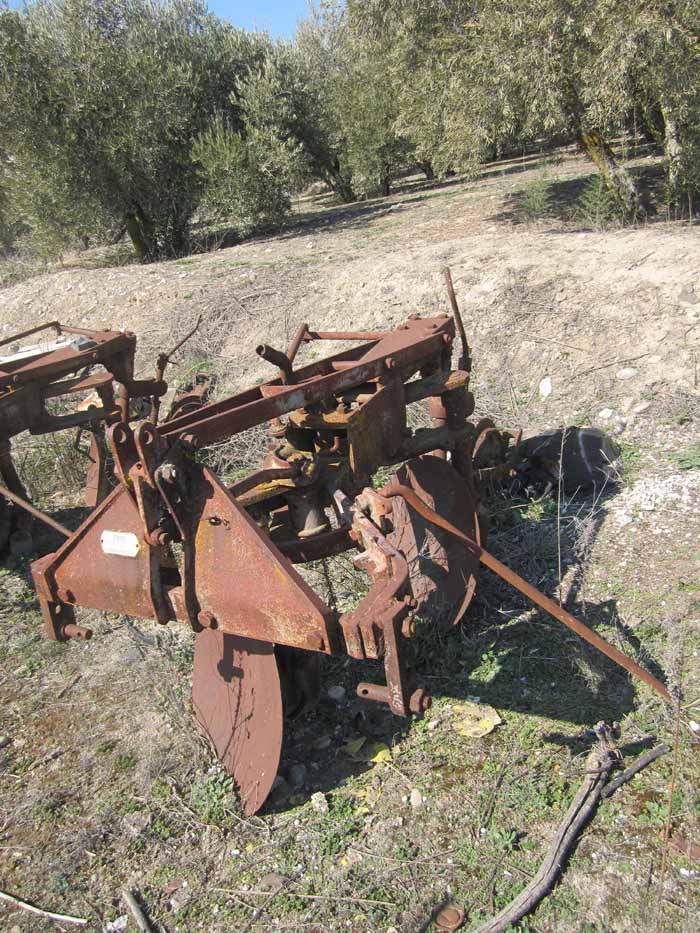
[668,442,700,470]
[617,441,643,484]
[520,172,552,222]
[190,770,238,825]
[114,753,136,772]
[575,175,624,229]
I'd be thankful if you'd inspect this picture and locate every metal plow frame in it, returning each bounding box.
[28,314,670,814]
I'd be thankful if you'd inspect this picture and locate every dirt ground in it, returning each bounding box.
[1,148,699,932]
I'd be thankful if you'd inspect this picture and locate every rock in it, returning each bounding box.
[313,734,332,751]
[632,400,652,415]
[0,735,10,750]
[121,811,151,838]
[105,917,128,933]
[327,685,346,702]
[678,284,700,304]
[427,719,440,731]
[259,872,286,893]
[598,408,614,420]
[288,763,307,790]
[538,376,552,399]
[617,367,638,380]
[409,788,424,810]
[310,791,329,814]
[168,880,191,914]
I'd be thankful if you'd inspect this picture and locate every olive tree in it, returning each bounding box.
[0,0,266,259]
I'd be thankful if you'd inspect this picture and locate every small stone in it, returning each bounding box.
[288,763,307,790]
[310,791,329,813]
[327,685,345,702]
[617,367,638,380]
[259,872,286,893]
[409,788,424,810]
[121,811,150,838]
[0,735,10,750]
[690,720,699,733]
[598,408,614,420]
[105,917,128,933]
[632,400,652,415]
[427,720,440,731]
[538,376,552,399]
[678,284,700,304]
[313,734,332,750]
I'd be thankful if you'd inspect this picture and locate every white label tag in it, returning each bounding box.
[100,530,141,557]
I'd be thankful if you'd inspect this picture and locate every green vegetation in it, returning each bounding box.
[1,0,700,266]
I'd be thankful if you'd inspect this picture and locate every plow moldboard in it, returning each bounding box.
[192,628,284,815]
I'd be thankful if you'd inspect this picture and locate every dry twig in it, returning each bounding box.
[0,889,87,926]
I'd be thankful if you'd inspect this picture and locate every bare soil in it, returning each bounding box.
[1,147,699,932]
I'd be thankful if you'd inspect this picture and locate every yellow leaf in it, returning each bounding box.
[452,700,502,738]
[341,737,392,763]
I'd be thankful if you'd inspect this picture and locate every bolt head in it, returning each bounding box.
[197,610,218,629]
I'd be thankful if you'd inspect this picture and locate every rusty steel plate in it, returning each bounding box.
[192,628,283,815]
[387,456,480,626]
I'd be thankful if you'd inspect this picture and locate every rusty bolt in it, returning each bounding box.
[401,617,416,639]
[384,356,396,371]
[155,530,172,546]
[435,904,465,931]
[159,464,177,484]
[57,587,75,604]
[61,623,93,641]
[409,687,431,714]
[197,610,218,629]
[442,333,453,345]
[181,432,200,449]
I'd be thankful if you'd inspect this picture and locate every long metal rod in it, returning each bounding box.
[382,484,671,703]
[0,483,71,538]
[0,321,61,349]
[443,267,471,371]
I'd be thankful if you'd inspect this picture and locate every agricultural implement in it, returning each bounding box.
[0,319,207,554]
[26,308,670,815]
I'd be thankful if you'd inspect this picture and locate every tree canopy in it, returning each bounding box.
[1,0,699,261]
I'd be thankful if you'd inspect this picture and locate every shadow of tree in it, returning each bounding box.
[489,161,669,228]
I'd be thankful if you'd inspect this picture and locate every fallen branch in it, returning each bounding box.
[121,889,152,933]
[0,889,87,926]
[601,743,671,798]
[472,727,618,933]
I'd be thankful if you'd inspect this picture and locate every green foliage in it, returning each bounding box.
[668,443,700,471]
[575,174,624,228]
[0,0,267,259]
[190,770,238,825]
[520,172,553,222]
[193,115,293,237]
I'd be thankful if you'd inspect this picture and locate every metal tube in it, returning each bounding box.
[286,322,309,366]
[305,330,390,342]
[0,483,71,539]
[382,484,672,703]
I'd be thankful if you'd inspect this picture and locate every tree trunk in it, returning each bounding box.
[419,161,435,180]
[579,130,644,218]
[326,159,355,203]
[380,167,391,197]
[661,102,683,207]
[124,204,155,261]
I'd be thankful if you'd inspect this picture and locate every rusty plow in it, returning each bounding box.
[26,313,670,814]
